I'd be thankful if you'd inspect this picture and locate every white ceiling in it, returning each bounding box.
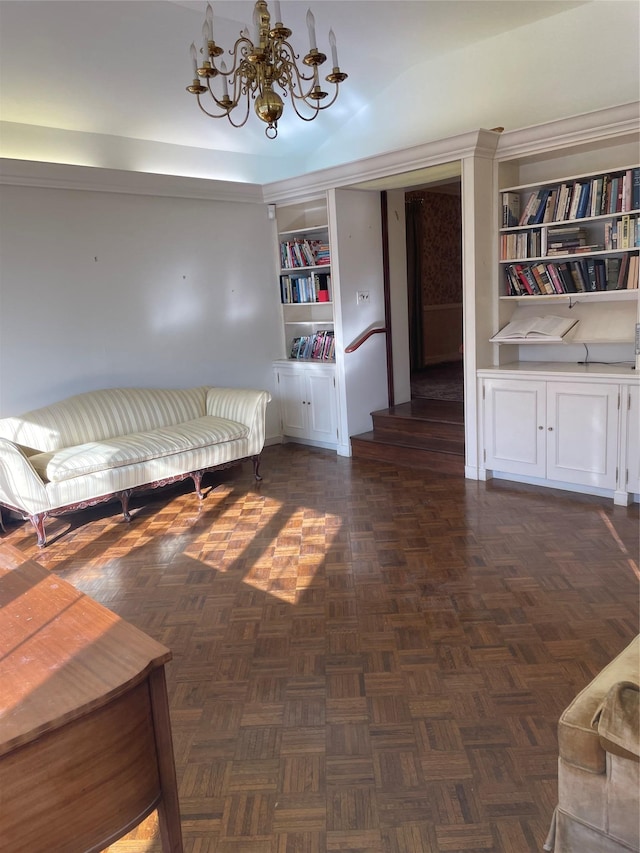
[0,1,597,184]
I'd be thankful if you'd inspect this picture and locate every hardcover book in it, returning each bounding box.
[491,314,579,343]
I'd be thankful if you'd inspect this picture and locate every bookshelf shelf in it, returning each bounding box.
[499,165,639,297]
[272,200,339,449]
[277,211,335,362]
[499,289,637,303]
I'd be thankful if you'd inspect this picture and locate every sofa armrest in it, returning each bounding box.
[0,438,49,516]
[206,388,271,454]
[558,635,640,774]
[592,680,639,762]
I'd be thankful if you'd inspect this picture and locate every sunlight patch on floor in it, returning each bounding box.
[598,509,640,579]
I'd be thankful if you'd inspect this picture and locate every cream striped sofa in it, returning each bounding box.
[0,386,271,546]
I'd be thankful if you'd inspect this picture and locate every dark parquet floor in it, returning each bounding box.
[3,443,639,852]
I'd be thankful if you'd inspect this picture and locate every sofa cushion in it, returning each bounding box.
[29,416,249,483]
[558,635,640,774]
[0,387,209,452]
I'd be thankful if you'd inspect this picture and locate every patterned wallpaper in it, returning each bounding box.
[407,189,462,305]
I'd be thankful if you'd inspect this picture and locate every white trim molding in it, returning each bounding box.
[0,158,264,203]
[262,128,501,203]
[495,101,640,162]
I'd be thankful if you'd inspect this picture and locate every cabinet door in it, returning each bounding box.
[483,379,546,476]
[306,369,337,443]
[625,385,640,495]
[546,382,619,489]
[277,367,307,438]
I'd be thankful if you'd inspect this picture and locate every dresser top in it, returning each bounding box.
[0,543,171,755]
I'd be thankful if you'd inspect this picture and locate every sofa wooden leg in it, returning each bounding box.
[191,471,204,500]
[252,455,263,481]
[29,513,48,548]
[120,490,132,522]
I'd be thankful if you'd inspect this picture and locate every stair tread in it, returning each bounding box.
[350,433,465,475]
[372,399,464,426]
[352,431,464,457]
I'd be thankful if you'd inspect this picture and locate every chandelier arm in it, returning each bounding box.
[287,103,321,122]
[196,95,234,120]
[312,85,342,111]
[273,41,316,86]
[196,85,251,128]
[210,36,254,79]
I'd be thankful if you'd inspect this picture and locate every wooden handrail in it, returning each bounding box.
[344,325,388,353]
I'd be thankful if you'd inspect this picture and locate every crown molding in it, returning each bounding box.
[495,101,640,162]
[261,128,502,204]
[0,159,263,203]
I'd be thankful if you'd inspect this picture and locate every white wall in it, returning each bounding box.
[330,188,389,453]
[309,1,640,177]
[0,181,283,439]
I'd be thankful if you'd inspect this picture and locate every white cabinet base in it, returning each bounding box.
[479,366,639,505]
[273,360,339,450]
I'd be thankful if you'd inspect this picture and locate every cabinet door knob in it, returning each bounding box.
[548,426,553,431]
[538,425,543,430]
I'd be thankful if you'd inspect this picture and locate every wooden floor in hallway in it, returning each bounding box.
[3,443,638,853]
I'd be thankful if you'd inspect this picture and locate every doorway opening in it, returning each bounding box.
[406,181,464,404]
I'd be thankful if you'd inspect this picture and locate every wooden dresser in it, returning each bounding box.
[0,543,183,852]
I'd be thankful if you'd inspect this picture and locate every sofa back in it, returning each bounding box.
[0,387,209,452]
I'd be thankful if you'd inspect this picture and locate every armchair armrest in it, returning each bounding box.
[0,438,49,516]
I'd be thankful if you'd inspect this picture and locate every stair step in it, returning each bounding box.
[372,419,465,443]
[371,400,464,440]
[371,428,464,455]
[374,399,464,422]
[351,432,465,476]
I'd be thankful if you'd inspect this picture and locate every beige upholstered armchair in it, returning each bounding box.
[545,635,639,852]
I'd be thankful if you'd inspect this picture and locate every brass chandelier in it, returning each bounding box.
[186,1,347,139]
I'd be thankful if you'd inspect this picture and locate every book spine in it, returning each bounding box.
[519,192,538,226]
[617,253,630,289]
[502,192,520,228]
[546,263,566,294]
[632,168,640,211]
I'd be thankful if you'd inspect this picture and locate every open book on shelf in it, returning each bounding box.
[491,314,579,343]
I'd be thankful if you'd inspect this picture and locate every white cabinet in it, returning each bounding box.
[482,375,621,492]
[273,361,338,448]
[623,384,640,497]
[546,381,619,489]
[483,378,546,477]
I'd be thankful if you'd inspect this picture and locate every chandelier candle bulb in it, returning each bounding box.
[202,21,209,56]
[220,61,229,98]
[252,5,260,46]
[306,9,317,51]
[328,28,338,68]
[190,42,198,76]
[273,0,282,24]
[206,3,213,39]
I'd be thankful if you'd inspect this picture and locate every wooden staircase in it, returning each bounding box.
[350,398,465,476]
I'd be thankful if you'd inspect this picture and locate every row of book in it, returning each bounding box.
[505,254,639,296]
[289,330,335,361]
[280,272,331,304]
[502,167,640,228]
[280,238,331,270]
[500,217,640,261]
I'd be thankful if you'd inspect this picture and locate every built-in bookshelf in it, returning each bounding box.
[499,165,639,301]
[495,164,640,352]
[278,221,335,362]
